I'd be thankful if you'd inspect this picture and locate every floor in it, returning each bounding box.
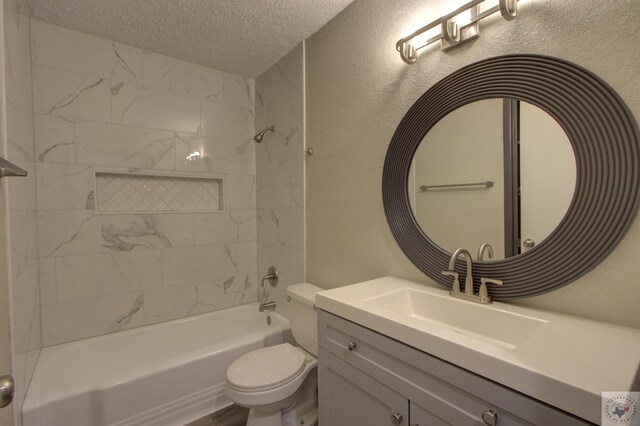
[185,404,249,426]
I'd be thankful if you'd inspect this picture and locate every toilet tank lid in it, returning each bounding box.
[286,283,324,306]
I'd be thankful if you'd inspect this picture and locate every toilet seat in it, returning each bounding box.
[227,343,306,391]
[225,343,318,407]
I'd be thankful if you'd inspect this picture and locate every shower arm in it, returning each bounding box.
[254,125,275,143]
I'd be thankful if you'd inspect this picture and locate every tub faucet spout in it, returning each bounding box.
[259,301,276,312]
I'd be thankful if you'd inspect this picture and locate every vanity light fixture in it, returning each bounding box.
[396,0,518,64]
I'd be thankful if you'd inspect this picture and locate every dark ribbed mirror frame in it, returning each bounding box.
[383,54,640,299]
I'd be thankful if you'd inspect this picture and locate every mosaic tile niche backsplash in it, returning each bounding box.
[32,19,258,345]
[95,173,223,213]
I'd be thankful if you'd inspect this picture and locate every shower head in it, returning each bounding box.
[254,125,275,143]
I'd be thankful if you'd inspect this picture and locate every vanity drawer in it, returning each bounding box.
[318,310,593,425]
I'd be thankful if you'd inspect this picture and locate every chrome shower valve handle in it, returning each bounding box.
[259,266,279,309]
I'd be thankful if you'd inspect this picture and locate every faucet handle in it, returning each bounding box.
[442,271,461,293]
[479,278,503,304]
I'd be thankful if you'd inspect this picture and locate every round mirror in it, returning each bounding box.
[383,55,640,299]
[408,99,576,260]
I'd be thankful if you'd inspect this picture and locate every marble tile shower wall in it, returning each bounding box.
[4,0,40,420]
[31,19,258,346]
[255,43,304,319]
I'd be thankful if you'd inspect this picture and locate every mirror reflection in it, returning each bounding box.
[408,99,576,260]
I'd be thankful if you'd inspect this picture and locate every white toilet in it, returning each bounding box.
[226,283,322,426]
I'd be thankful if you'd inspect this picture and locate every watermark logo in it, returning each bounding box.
[603,392,639,425]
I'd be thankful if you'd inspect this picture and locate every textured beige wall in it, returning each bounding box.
[306,0,640,328]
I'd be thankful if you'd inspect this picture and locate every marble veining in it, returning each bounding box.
[113,293,144,331]
[51,78,104,114]
[32,64,110,121]
[223,275,256,307]
[162,244,238,287]
[111,42,139,83]
[224,74,255,109]
[32,19,259,345]
[142,50,224,101]
[38,210,100,258]
[38,142,74,162]
[47,218,94,256]
[144,284,197,325]
[255,43,305,316]
[102,215,172,251]
[111,82,201,134]
[35,114,75,163]
[31,19,143,85]
[190,280,225,315]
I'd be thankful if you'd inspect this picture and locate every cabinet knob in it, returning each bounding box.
[390,412,403,425]
[482,410,498,426]
[347,341,357,351]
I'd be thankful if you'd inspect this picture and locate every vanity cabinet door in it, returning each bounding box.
[319,348,409,426]
[409,401,449,426]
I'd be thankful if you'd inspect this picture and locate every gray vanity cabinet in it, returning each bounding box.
[320,349,408,425]
[318,310,594,426]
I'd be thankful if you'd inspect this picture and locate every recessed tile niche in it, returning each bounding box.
[95,172,223,213]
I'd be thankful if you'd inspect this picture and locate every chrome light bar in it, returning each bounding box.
[396,0,518,64]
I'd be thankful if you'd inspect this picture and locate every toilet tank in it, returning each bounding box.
[286,283,323,357]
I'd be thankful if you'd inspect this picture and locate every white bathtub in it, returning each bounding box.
[23,304,290,426]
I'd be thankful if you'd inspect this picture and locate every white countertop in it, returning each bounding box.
[315,276,640,423]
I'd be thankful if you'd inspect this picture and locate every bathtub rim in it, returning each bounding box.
[23,303,290,416]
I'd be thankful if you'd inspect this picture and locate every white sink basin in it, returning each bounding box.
[363,287,547,349]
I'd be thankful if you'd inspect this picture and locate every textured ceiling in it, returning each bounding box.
[26,0,354,77]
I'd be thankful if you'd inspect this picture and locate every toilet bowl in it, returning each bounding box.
[225,283,323,426]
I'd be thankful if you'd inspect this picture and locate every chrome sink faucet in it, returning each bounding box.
[442,248,503,304]
[448,248,475,296]
[477,243,494,260]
